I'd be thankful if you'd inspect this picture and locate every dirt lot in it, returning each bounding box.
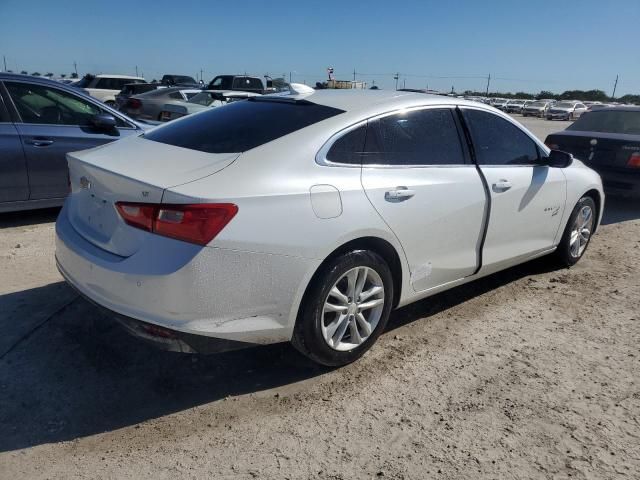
[1,118,639,479]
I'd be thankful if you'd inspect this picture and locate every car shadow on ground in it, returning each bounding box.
[0,207,60,229]
[0,254,562,453]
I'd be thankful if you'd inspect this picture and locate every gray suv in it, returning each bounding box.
[0,73,147,213]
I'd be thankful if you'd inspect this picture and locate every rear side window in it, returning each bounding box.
[326,125,367,164]
[462,109,539,165]
[144,99,344,153]
[363,108,465,165]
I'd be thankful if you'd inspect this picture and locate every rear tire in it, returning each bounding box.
[292,250,394,367]
[553,196,596,267]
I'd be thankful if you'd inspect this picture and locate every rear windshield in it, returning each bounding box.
[568,111,640,135]
[144,99,345,153]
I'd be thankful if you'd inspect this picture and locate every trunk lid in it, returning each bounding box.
[546,130,640,170]
[65,135,239,257]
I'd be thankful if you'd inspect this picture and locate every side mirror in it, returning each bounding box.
[90,113,117,131]
[543,149,573,168]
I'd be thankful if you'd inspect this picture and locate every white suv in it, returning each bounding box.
[76,74,146,107]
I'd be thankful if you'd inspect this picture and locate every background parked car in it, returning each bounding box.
[115,82,164,110]
[73,74,146,108]
[120,87,202,121]
[545,106,640,197]
[208,75,268,94]
[523,100,555,117]
[547,101,587,120]
[158,90,261,122]
[505,99,526,113]
[492,98,508,110]
[0,73,147,212]
[160,74,200,87]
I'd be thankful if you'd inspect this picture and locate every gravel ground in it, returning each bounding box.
[1,117,639,479]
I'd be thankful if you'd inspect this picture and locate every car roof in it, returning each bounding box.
[587,106,640,112]
[285,89,481,115]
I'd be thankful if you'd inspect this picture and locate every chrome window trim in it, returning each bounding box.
[316,104,470,168]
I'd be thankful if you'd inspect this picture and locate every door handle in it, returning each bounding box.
[385,187,416,202]
[492,180,512,192]
[26,138,54,147]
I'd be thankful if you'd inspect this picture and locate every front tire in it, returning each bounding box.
[554,196,596,267]
[292,250,394,367]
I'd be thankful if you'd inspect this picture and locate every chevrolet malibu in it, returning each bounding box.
[55,90,604,366]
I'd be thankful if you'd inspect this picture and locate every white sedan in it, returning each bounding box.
[55,90,604,366]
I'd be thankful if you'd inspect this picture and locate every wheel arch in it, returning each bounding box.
[298,236,406,322]
[582,188,602,233]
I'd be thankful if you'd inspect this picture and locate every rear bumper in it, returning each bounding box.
[60,270,257,354]
[55,201,315,347]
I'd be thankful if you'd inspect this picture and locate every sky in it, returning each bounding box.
[1,0,639,95]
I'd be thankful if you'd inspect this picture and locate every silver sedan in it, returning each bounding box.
[119,87,202,121]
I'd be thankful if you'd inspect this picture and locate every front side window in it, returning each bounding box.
[144,98,344,154]
[462,109,539,165]
[5,82,126,127]
[363,108,465,166]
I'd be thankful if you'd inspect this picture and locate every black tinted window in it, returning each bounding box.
[144,99,344,153]
[326,125,366,164]
[363,108,465,165]
[568,110,640,135]
[232,77,263,90]
[463,109,539,165]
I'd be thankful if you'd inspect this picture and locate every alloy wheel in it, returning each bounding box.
[569,205,594,258]
[321,267,385,351]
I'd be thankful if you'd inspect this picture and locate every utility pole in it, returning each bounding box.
[73,61,78,76]
[289,72,292,83]
[394,72,399,90]
[403,79,406,89]
[200,68,203,82]
[2,55,6,72]
[353,68,356,82]
[135,65,138,77]
[612,74,619,99]
[485,73,491,95]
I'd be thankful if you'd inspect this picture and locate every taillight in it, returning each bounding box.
[115,202,238,245]
[116,203,156,231]
[127,98,142,109]
[628,152,640,168]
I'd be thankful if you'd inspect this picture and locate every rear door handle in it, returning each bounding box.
[25,138,54,147]
[385,187,416,202]
[492,180,512,192]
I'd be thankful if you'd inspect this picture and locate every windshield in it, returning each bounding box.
[73,75,95,88]
[567,111,640,135]
[144,99,345,154]
[529,101,546,107]
[556,102,575,108]
[165,75,196,84]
